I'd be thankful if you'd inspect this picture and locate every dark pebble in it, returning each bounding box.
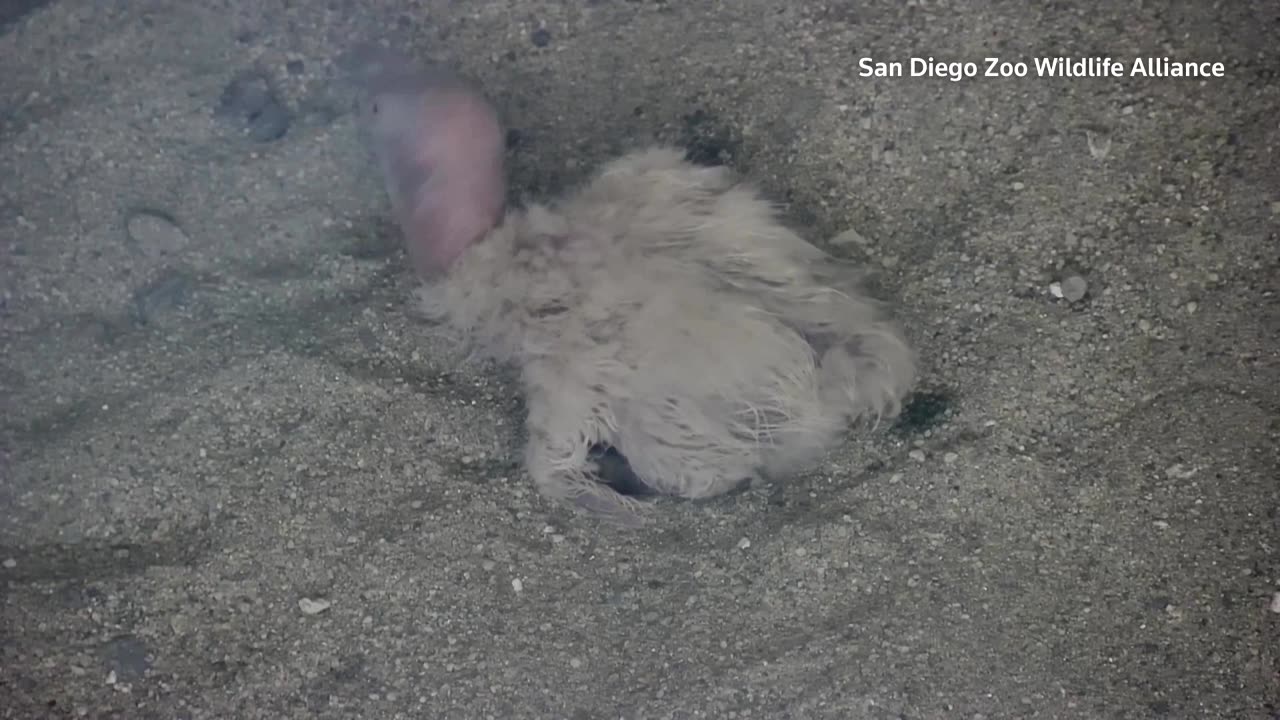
[0,0,52,30]
[98,635,151,682]
[216,71,291,142]
[131,270,193,327]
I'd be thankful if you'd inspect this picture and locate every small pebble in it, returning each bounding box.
[1059,275,1088,302]
[215,70,291,142]
[1270,592,1280,614]
[125,209,190,259]
[737,537,751,550]
[569,658,583,669]
[908,449,926,462]
[829,227,871,246]
[1,558,15,569]
[1185,301,1198,314]
[1011,181,1026,191]
[511,578,524,593]
[131,270,194,327]
[298,598,332,615]
[1153,520,1170,530]
[99,635,151,681]
[942,452,959,464]
[1085,130,1111,160]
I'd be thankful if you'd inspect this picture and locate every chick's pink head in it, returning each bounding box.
[351,45,506,276]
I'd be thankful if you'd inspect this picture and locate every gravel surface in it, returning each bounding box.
[2,1,1277,718]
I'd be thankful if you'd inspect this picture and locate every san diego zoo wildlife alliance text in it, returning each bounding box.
[858,56,1226,82]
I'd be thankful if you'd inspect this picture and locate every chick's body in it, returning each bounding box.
[418,147,916,523]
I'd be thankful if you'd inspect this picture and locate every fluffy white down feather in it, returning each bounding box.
[415,147,917,525]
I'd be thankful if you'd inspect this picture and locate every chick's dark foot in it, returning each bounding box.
[587,444,661,497]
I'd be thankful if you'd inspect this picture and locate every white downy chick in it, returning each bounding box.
[351,45,917,526]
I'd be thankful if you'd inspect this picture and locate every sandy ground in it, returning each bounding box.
[2,1,1278,718]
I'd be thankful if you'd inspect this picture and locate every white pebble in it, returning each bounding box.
[1152,520,1170,530]
[511,578,523,593]
[1059,275,1088,302]
[829,227,871,246]
[2,558,16,569]
[1270,592,1280,614]
[908,449,926,462]
[298,598,332,615]
[737,537,751,550]
[569,658,583,669]
[942,452,959,464]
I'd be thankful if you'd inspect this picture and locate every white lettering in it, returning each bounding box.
[910,57,976,82]
[859,58,902,78]
[985,57,1028,77]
